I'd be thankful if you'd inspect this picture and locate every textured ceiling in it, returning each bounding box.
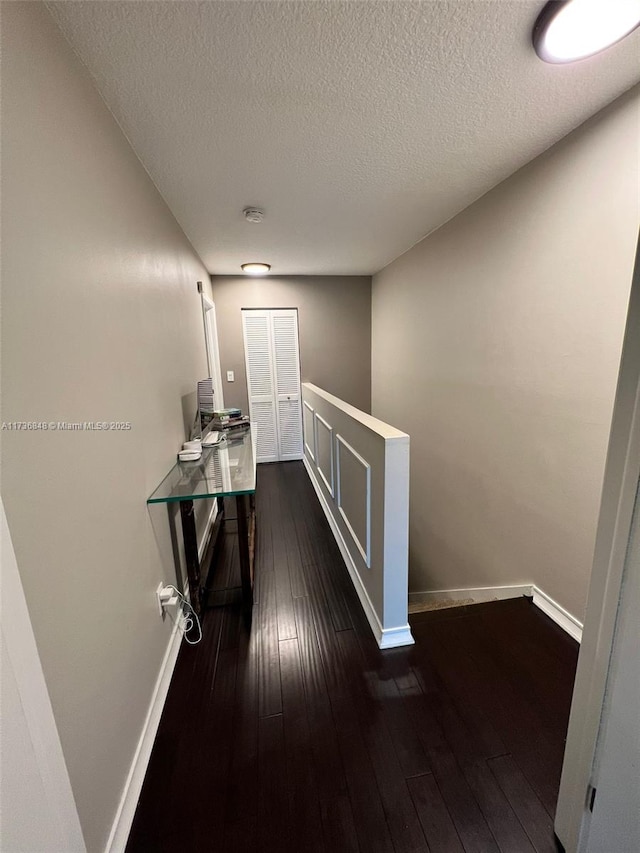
[47,1,640,275]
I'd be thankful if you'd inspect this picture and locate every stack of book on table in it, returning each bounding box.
[210,408,250,432]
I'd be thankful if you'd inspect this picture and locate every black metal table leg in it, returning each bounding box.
[236,493,254,607]
[179,499,201,616]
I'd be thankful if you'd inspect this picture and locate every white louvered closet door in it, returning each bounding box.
[242,309,303,463]
[242,310,278,462]
[271,310,303,461]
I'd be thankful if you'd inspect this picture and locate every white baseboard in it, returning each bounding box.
[532,586,583,643]
[409,584,533,607]
[379,624,415,649]
[409,582,583,643]
[104,615,183,852]
[303,456,414,649]
[107,503,220,849]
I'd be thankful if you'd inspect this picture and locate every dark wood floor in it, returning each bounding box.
[127,461,578,853]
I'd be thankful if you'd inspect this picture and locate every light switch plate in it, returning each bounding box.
[226,370,235,382]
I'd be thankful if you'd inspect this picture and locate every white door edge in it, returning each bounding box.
[202,295,224,409]
[1,498,86,851]
[555,236,640,852]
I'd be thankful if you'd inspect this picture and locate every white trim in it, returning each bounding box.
[1,500,87,852]
[532,586,583,643]
[304,456,414,648]
[105,619,183,853]
[379,625,415,649]
[409,584,533,606]
[336,434,371,568]
[303,401,316,461]
[313,412,334,497]
[201,295,224,410]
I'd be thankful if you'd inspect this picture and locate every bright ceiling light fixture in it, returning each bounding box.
[241,262,271,276]
[533,0,640,63]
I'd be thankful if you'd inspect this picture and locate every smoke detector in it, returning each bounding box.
[243,207,265,223]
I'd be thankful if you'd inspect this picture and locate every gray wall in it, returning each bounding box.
[211,275,372,414]
[1,4,213,849]
[371,89,639,621]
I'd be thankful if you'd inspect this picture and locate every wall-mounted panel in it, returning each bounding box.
[303,401,316,461]
[337,435,371,567]
[314,413,334,497]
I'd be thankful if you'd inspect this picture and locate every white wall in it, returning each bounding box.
[1,3,213,849]
[371,88,639,621]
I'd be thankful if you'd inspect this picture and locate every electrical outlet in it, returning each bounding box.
[156,583,179,615]
[156,582,165,616]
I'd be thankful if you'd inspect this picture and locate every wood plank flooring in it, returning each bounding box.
[127,461,577,852]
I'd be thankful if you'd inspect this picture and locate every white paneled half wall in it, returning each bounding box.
[301,383,413,648]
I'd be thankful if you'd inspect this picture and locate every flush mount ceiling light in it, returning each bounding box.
[241,262,271,276]
[533,0,640,63]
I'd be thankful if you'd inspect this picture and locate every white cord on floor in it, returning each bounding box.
[163,584,203,645]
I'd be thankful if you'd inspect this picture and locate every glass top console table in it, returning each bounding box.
[148,425,257,615]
